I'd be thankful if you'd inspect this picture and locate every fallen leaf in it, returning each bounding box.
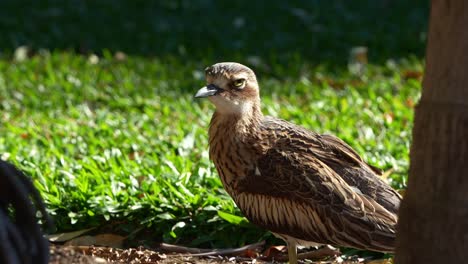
[64,235,95,246]
[367,258,393,264]
[244,249,259,258]
[128,151,144,160]
[88,54,99,64]
[114,51,127,61]
[14,46,29,61]
[405,98,415,108]
[263,245,286,259]
[384,113,394,124]
[64,234,126,248]
[402,70,423,80]
[94,234,126,248]
[47,227,95,242]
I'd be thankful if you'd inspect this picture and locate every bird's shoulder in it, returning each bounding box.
[258,116,380,174]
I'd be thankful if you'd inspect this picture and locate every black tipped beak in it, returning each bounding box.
[195,84,222,98]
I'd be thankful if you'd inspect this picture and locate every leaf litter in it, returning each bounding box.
[48,242,391,263]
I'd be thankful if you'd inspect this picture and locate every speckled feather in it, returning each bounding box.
[201,62,402,255]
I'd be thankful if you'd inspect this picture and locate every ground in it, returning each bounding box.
[49,244,388,264]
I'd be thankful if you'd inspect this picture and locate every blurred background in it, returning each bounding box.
[0,0,428,253]
[0,1,427,69]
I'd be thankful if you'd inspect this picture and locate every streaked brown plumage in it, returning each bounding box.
[195,62,402,264]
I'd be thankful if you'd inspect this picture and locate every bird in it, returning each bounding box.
[195,62,402,264]
[0,160,51,264]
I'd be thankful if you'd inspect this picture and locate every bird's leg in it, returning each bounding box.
[287,241,298,264]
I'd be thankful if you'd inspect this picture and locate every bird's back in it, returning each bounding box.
[226,116,402,252]
[259,116,401,215]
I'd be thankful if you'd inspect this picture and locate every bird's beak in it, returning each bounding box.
[195,84,222,98]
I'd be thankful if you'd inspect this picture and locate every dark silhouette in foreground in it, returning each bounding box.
[0,160,50,264]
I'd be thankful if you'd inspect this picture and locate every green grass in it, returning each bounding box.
[0,0,427,250]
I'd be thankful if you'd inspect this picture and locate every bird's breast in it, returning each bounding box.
[209,135,256,193]
[208,118,259,194]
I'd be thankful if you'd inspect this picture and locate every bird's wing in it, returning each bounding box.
[317,134,402,214]
[234,117,399,251]
[261,117,401,213]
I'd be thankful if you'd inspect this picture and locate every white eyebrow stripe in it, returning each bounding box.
[233,72,250,80]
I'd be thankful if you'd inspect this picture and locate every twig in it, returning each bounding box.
[160,241,265,257]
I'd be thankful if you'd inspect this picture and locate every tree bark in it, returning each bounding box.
[395,1,468,263]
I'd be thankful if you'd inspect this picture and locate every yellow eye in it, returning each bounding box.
[233,78,246,88]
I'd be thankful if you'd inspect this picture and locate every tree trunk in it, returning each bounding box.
[395,1,468,263]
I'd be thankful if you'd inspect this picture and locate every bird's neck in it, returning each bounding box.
[209,104,263,139]
[208,104,263,192]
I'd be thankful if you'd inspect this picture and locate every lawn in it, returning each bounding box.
[0,0,427,253]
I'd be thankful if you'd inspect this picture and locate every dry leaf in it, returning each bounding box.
[14,46,29,61]
[244,249,259,258]
[47,227,95,242]
[114,51,127,61]
[384,113,394,124]
[405,98,415,108]
[64,234,125,248]
[128,151,144,160]
[64,235,96,246]
[94,234,126,248]
[263,245,286,259]
[402,70,423,80]
[367,258,393,264]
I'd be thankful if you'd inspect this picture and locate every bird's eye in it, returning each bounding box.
[232,79,246,88]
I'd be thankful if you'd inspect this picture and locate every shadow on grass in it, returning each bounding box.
[1,0,428,69]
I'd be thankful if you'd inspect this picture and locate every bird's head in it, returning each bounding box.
[195,62,260,116]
